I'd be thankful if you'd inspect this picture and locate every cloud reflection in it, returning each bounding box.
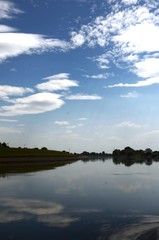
[0,198,78,227]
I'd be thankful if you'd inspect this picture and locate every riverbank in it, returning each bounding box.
[0,157,78,176]
[0,147,82,168]
[0,156,81,166]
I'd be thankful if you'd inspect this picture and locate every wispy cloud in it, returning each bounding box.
[78,117,88,121]
[0,0,23,19]
[36,73,78,92]
[0,118,18,122]
[0,2,70,62]
[54,121,69,126]
[84,73,113,79]
[66,94,102,100]
[116,121,142,129]
[88,54,110,69]
[70,1,159,88]
[108,77,159,88]
[120,91,138,98]
[0,32,69,62]
[122,0,138,5]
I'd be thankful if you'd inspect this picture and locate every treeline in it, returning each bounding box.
[79,151,112,159]
[0,142,9,148]
[112,146,159,166]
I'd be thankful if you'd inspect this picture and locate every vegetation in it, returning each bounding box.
[0,142,80,174]
[0,142,72,158]
[79,151,112,159]
[112,146,159,166]
[2,141,159,168]
[0,147,72,158]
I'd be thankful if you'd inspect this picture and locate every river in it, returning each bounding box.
[0,159,159,239]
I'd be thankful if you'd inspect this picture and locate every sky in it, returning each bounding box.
[1,0,159,153]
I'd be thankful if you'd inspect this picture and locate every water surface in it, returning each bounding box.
[0,159,159,239]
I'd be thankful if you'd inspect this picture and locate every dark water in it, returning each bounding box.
[1,159,159,240]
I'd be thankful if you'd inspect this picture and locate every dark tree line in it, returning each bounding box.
[112,146,159,166]
[79,151,112,159]
[0,142,9,148]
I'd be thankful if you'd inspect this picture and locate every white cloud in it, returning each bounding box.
[0,118,18,122]
[66,94,102,100]
[78,118,88,121]
[0,24,16,32]
[0,85,33,101]
[116,121,141,128]
[0,0,69,63]
[134,58,159,78]
[43,73,70,80]
[122,0,138,5]
[0,32,69,62]
[71,32,85,47]
[108,76,159,87]
[54,121,69,126]
[70,5,158,50]
[84,73,112,79]
[120,91,138,98]
[70,1,159,89]
[0,0,23,19]
[0,92,64,116]
[88,54,110,69]
[113,23,159,54]
[36,73,78,92]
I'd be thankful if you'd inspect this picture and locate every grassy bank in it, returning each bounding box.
[0,147,72,158]
[0,147,80,170]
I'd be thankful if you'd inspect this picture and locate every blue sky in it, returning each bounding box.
[1,0,159,153]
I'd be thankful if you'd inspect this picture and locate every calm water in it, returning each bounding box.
[0,159,159,240]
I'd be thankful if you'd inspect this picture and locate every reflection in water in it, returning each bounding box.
[0,159,159,239]
[0,198,78,227]
[108,216,159,240]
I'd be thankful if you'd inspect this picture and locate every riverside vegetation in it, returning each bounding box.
[0,142,78,174]
[112,146,159,166]
[1,142,159,170]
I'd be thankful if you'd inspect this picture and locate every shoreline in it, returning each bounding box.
[0,156,81,167]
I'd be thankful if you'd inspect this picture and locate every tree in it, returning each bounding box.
[145,148,152,154]
[1,142,9,148]
[41,147,48,150]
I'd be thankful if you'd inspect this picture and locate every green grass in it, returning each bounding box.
[0,147,72,158]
